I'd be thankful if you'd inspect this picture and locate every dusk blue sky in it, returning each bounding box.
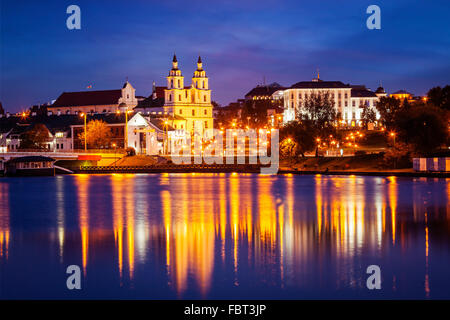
[1,0,449,113]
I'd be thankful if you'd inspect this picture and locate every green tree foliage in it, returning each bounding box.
[292,91,338,146]
[361,106,377,128]
[427,85,450,111]
[279,121,316,158]
[375,96,402,129]
[395,104,448,154]
[241,100,271,127]
[19,123,52,149]
[78,119,112,148]
[299,91,337,133]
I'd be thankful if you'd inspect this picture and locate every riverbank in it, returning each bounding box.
[3,154,449,178]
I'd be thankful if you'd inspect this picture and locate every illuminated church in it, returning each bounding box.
[163,55,214,134]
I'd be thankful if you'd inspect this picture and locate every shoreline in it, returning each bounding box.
[70,166,450,178]
[277,169,450,178]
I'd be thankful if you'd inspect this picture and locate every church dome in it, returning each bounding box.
[375,86,385,94]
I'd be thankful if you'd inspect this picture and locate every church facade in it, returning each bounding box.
[163,55,214,135]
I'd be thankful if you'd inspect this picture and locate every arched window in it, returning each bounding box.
[169,94,172,102]
[203,95,206,102]
[178,79,180,88]
[170,79,173,88]
[179,94,181,101]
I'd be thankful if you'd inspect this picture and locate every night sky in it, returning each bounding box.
[1,0,449,112]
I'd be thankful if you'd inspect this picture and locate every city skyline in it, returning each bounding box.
[1,0,450,112]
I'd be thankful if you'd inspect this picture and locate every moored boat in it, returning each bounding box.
[5,156,55,176]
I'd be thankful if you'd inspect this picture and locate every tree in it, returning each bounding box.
[78,120,112,148]
[296,91,337,143]
[279,121,316,158]
[300,91,337,130]
[395,104,448,154]
[361,106,377,129]
[19,123,52,149]
[375,96,402,129]
[211,101,221,108]
[427,85,450,111]
[241,99,270,127]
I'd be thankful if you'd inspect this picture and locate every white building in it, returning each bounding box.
[283,76,382,126]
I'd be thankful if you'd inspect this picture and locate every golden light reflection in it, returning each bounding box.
[0,183,10,260]
[163,176,215,297]
[56,176,65,261]
[387,176,397,245]
[76,175,90,274]
[111,174,138,282]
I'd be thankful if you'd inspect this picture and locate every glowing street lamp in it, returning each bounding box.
[390,131,396,146]
[112,143,117,168]
[79,112,87,151]
[163,119,169,155]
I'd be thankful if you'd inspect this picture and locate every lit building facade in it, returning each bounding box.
[283,76,381,126]
[49,82,138,115]
[163,55,214,135]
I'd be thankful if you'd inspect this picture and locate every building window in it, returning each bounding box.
[192,109,195,116]
[181,124,184,129]
[169,94,172,102]
[179,94,181,101]
[178,80,180,87]
[352,112,355,119]
[345,101,348,107]
[170,79,173,88]
[204,109,207,115]
[203,95,206,102]
[205,121,208,128]
[344,93,348,99]
[338,93,341,99]
[185,91,188,98]
[61,143,63,149]
[352,101,355,107]
[179,109,182,115]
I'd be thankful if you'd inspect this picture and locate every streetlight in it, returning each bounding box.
[79,112,87,151]
[390,132,396,147]
[117,107,132,148]
[163,119,169,155]
[112,143,117,168]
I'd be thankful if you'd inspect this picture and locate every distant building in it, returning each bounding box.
[390,90,413,101]
[48,81,138,115]
[163,55,214,135]
[134,81,166,113]
[244,83,285,101]
[283,74,380,126]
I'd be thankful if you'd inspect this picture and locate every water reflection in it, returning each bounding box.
[0,182,10,259]
[0,174,449,299]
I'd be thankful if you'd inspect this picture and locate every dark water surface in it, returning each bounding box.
[0,173,449,299]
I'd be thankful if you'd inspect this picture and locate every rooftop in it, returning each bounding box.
[52,89,122,108]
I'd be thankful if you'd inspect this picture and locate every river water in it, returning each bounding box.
[0,173,449,299]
